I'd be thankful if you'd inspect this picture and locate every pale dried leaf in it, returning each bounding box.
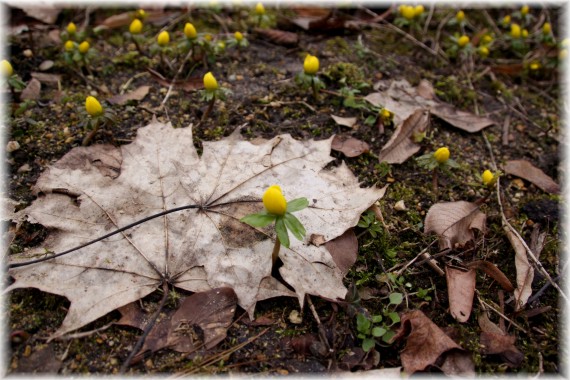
[325,229,357,275]
[331,115,357,128]
[10,4,61,24]
[504,226,533,310]
[431,105,495,133]
[440,349,475,377]
[377,110,429,164]
[7,121,385,339]
[20,78,41,101]
[504,159,560,194]
[465,260,514,292]
[253,28,298,46]
[424,201,486,250]
[38,60,54,71]
[108,86,151,105]
[446,266,476,322]
[331,135,369,157]
[31,72,61,85]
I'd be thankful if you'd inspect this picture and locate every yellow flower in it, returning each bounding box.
[433,147,450,164]
[78,41,90,54]
[203,72,218,91]
[184,23,197,39]
[381,108,392,119]
[262,185,287,216]
[85,96,103,117]
[482,34,493,45]
[67,22,77,34]
[64,40,75,51]
[522,29,528,38]
[157,31,170,46]
[255,2,265,15]
[456,10,465,22]
[129,19,143,34]
[560,49,568,60]
[502,15,511,25]
[458,35,470,48]
[530,62,540,70]
[235,31,243,41]
[303,54,319,75]
[414,5,424,17]
[217,41,226,51]
[204,33,213,42]
[400,5,415,20]
[135,9,146,19]
[510,23,521,38]
[478,46,490,58]
[521,5,529,16]
[542,22,551,35]
[481,170,496,186]
[1,60,13,77]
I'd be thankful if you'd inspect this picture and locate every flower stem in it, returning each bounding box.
[432,169,439,199]
[202,96,216,122]
[311,77,319,101]
[272,237,281,265]
[82,118,100,146]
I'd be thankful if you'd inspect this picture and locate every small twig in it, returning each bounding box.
[501,113,511,146]
[477,293,528,334]
[161,47,195,107]
[422,3,434,35]
[307,295,332,354]
[527,275,561,304]
[392,239,439,275]
[120,72,149,95]
[58,321,115,340]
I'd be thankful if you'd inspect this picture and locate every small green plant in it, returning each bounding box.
[128,18,145,54]
[394,4,425,32]
[1,60,26,94]
[416,146,459,197]
[199,72,231,122]
[415,287,433,302]
[150,30,173,71]
[357,210,382,238]
[251,2,271,28]
[295,54,325,101]
[355,292,402,352]
[79,96,117,146]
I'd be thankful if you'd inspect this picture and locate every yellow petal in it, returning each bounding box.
[433,147,450,163]
[78,41,90,54]
[303,54,319,75]
[157,31,170,46]
[85,96,103,117]
[235,31,243,41]
[64,40,75,51]
[129,19,143,34]
[482,170,495,186]
[458,35,470,48]
[203,72,219,91]
[67,22,76,34]
[1,60,13,77]
[184,23,197,39]
[262,186,287,215]
[255,2,265,15]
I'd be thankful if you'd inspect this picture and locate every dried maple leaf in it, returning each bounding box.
[7,121,385,339]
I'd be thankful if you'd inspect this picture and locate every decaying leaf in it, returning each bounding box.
[6,121,385,339]
[504,226,533,310]
[465,260,515,292]
[365,79,494,134]
[478,312,524,367]
[446,266,476,323]
[424,201,486,250]
[331,135,369,157]
[504,159,560,194]
[108,86,151,105]
[331,115,358,128]
[253,28,298,46]
[324,229,357,275]
[394,310,465,374]
[377,109,429,164]
[20,78,41,101]
[10,4,61,24]
[15,343,61,374]
[148,69,203,92]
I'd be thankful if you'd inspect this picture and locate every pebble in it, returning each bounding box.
[39,60,54,71]
[23,49,33,58]
[394,200,407,211]
[288,309,303,324]
[17,164,31,173]
[6,140,20,153]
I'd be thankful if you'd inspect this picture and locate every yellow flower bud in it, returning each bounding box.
[456,10,465,22]
[235,31,243,42]
[433,147,450,164]
[522,29,528,38]
[135,9,146,19]
[481,170,495,186]
[381,108,392,119]
[530,62,540,70]
[85,96,103,117]
[400,5,415,20]
[78,41,90,54]
[184,23,197,39]
[157,30,170,46]
[414,5,424,17]
[255,2,265,15]
[262,185,287,216]
[521,5,529,16]
[129,19,143,34]
[482,34,493,45]
[502,15,511,25]
[542,22,551,35]
[64,40,75,51]
[1,60,13,77]
[560,49,568,60]
[204,33,213,42]
[510,23,521,38]
[203,72,218,91]
[478,46,490,58]
[458,35,470,48]
[303,54,319,75]
[67,22,76,34]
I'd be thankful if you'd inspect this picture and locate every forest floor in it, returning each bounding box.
[3,4,564,376]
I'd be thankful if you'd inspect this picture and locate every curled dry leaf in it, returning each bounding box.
[324,229,357,275]
[478,312,524,367]
[504,159,560,194]
[331,115,358,129]
[7,121,386,339]
[377,109,429,164]
[108,86,151,105]
[465,260,515,292]
[331,135,370,158]
[424,201,486,250]
[504,226,533,310]
[446,266,476,323]
[20,78,41,101]
[253,28,298,47]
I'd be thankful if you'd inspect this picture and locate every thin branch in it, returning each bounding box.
[477,292,528,334]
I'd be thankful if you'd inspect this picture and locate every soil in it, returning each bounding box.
[4,5,563,376]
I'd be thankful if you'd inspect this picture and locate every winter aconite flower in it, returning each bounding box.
[255,2,265,15]
[560,49,568,60]
[1,60,13,77]
[200,72,230,121]
[510,23,521,38]
[85,96,103,117]
[78,41,90,54]
[521,29,528,39]
[184,23,197,39]
[399,5,416,20]
[157,31,170,46]
[65,40,75,51]
[456,10,465,22]
[235,31,243,42]
[482,170,497,187]
[478,46,490,58]
[263,185,287,215]
[543,22,551,35]
[203,72,218,91]
[414,5,424,17]
[67,22,77,34]
[433,147,450,163]
[520,5,529,16]
[303,54,319,75]
[129,19,143,34]
[458,35,470,48]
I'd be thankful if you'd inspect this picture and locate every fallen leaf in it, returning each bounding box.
[20,78,41,100]
[394,310,463,374]
[16,344,61,373]
[331,115,358,128]
[504,159,560,194]
[10,5,61,24]
[98,10,173,29]
[424,201,486,250]
[108,86,151,105]
[446,266,476,322]
[331,135,370,157]
[431,104,496,133]
[31,72,61,85]
[504,226,533,310]
[340,367,403,378]
[465,260,515,292]
[440,349,475,376]
[338,347,381,371]
[377,109,429,164]
[325,229,357,275]
[253,28,299,46]
[7,120,386,339]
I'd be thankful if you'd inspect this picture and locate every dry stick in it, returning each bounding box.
[59,321,115,340]
[119,71,150,95]
[306,295,332,355]
[433,12,453,57]
[422,3,434,35]
[378,21,449,63]
[477,292,528,334]
[482,10,503,37]
[161,47,195,107]
[482,133,568,302]
[120,281,170,374]
[501,113,511,146]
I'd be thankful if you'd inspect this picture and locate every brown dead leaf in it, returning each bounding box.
[446,266,476,323]
[504,226,533,310]
[31,72,61,85]
[116,302,147,330]
[20,78,41,101]
[108,86,151,105]
[377,109,429,164]
[431,104,495,133]
[99,10,173,29]
[395,310,463,374]
[11,5,61,24]
[424,201,486,250]
[253,28,298,46]
[331,115,358,128]
[465,260,515,292]
[325,229,357,275]
[491,63,524,76]
[478,311,523,367]
[440,349,475,376]
[504,159,560,194]
[331,135,370,157]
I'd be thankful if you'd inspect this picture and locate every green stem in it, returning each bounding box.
[82,118,100,146]
[202,96,216,122]
[311,77,319,101]
[272,237,281,265]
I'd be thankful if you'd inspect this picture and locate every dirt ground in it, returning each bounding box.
[3,4,563,375]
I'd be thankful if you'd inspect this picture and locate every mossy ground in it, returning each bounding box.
[4,5,562,375]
